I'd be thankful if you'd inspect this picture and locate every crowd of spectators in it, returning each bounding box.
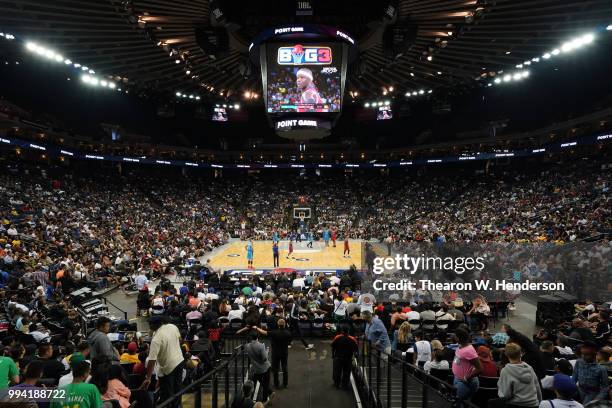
[0,155,609,408]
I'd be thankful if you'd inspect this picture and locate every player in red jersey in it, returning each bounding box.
[343,234,350,257]
[296,68,323,112]
[331,228,337,247]
[287,239,294,259]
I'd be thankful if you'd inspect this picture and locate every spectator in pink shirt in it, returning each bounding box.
[452,328,482,406]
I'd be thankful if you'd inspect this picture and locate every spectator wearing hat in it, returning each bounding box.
[120,342,140,364]
[538,374,583,408]
[496,342,542,408]
[58,352,91,387]
[572,341,609,404]
[542,359,573,391]
[477,345,499,377]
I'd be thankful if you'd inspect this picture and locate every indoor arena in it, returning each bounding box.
[1,2,611,408]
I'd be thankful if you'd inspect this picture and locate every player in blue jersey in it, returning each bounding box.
[246,240,254,269]
[323,227,331,247]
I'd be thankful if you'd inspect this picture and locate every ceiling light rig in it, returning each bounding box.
[242,91,259,100]
[364,100,391,108]
[404,89,433,98]
[175,91,201,101]
[486,31,600,87]
[24,41,125,93]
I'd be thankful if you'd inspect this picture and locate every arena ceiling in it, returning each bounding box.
[1,0,611,103]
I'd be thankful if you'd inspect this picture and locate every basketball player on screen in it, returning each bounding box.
[296,68,323,106]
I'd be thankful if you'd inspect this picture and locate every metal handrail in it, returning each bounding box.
[156,344,247,408]
[355,339,480,408]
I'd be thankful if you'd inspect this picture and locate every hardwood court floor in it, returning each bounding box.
[208,240,364,271]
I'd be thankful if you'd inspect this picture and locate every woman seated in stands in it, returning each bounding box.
[392,321,413,352]
[424,348,450,374]
[467,295,490,331]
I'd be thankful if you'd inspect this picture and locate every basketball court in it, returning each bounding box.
[207,239,364,271]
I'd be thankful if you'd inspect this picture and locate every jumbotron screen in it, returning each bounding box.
[265,43,343,113]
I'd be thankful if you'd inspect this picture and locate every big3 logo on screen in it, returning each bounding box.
[277,44,332,65]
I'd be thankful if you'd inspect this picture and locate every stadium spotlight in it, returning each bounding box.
[412,92,418,96]
[388,86,394,92]
[377,101,383,106]
[82,66,89,71]
[364,102,370,107]
[108,82,116,89]
[54,54,63,62]
[64,59,72,65]
[384,100,390,105]
[551,49,560,55]
[494,78,502,84]
[234,104,240,110]
[513,73,522,81]
[542,53,551,59]
[581,33,595,44]
[426,55,433,61]
[418,89,425,94]
[25,42,37,51]
[524,61,531,65]
[74,63,81,68]
[81,74,91,83]
[503,74,511,82]
[531,57,540,62]
[176,92,182,97]
[90,77,99,86]
[100,80,108,87]
[196,96,201,100]
[89,69,95,74]
[189,95,194,99]
[521,71,530,78]
[404,93,410,98]
[222,104,227,107]
[607,25,612,31]
[428,90,433,94]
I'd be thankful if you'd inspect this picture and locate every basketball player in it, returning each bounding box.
[307,230,314,248]
[343,235,350,258]
[296,68,323,105]
[331,228,337,248]
[246,240,254,269]
[272,229,280,244]
[287,239,294,259]
[272,242,280,268]
[323,227,330,247]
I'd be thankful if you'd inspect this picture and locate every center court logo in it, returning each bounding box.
[277,45,332,65]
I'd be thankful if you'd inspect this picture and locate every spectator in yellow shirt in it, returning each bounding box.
[119,342,140,364]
